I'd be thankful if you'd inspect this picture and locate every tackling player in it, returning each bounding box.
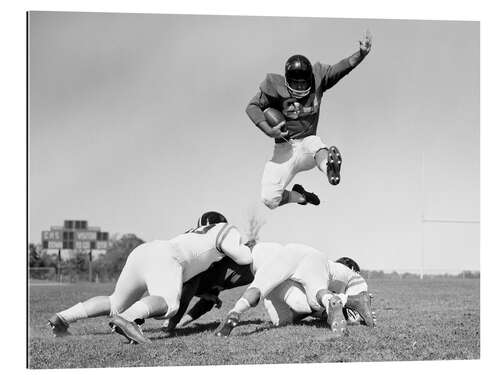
[144,255,255,335]
[214,242,372,338]
[47,212,252,344]
[246,31,372,209]
[263,256,376,327]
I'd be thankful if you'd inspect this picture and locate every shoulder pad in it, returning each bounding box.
[259,73,289,98]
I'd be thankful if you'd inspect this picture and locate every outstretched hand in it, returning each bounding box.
[359,29,373,56]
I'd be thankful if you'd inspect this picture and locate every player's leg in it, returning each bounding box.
[290,246,347,337]
[261,143,307,208]
[315,147,342,185]
[216,251,297,336]
[48,296,114,336]
[261,165,305,208]
[109,293,167,345]
[109,249,184,344]
[344,292,376,327]
[285,137,323,205]
[161,274,202,334]
[263,280,311,326]
[300,135,342,186]
[48,247,146,337]
[118,258,183,323]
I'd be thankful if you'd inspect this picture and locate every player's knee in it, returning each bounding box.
[243,287,261,307]
[313,147,328,161]
[261,193,282,210]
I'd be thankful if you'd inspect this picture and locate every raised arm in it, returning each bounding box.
[320,30,373,91]
[349,30,373,69]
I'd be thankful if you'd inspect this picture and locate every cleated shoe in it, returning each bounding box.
[47,314,71,337]
[326,295,347,338]
[292,184,320,206]
[109,316,151,344]
[214,311,240,337]
[326,146,342,186]
[345,291,375,328]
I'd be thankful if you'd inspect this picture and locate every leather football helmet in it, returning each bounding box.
[285,54,313,98]
[197,211,228,227]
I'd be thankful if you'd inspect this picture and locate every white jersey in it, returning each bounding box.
[262,256,368,326]
[251,242,322,274]
[168,223,252,281]
[327,261,367,295]
[110,223,252,320]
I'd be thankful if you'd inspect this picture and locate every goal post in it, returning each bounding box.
[419,152,479,278]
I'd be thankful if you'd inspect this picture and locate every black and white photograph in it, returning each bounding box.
[25,5,484,370]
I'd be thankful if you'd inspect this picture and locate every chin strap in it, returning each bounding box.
[285,79,310,98]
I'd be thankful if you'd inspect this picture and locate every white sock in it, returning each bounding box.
[315,150,328,174]
[321,293,333,310]
[230,298,251,315]
[120,301,150,322]
[319,159,328,174]
[59,302,88,324]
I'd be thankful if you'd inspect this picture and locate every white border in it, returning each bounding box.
[2,1,498,374]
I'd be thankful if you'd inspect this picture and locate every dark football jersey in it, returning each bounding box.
[246,58,353,143]
[167,257,254,327]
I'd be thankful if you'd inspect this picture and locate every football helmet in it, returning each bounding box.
[285,54,313,98]
[336,257,361,273]
[197,211,227,227]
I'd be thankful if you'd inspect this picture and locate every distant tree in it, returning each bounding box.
[366,270,386,279]
[401,272,419,279]
[245,209,265,248]
[39,252,58,268]
[29,243,40,267]
[458,270,480,279]
[94,233,144,281]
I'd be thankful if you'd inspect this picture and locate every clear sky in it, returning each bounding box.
[28,12,479,273]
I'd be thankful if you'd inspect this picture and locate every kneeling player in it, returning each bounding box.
[263,257,375,327]
[215,242,353,338]
[47,211,252,344]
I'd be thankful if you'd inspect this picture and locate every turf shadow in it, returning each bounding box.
[146,319,266,339]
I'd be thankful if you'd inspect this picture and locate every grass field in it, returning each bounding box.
[28,278,480,368]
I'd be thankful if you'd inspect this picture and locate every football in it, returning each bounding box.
[263,108,286,128]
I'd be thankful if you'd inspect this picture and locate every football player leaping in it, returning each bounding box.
[263,256,376,327]
[47,212,252,344]
[214,242,373,338]
[246,31,372,209]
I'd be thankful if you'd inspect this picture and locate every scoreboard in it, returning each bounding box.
[41,220,110,251]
